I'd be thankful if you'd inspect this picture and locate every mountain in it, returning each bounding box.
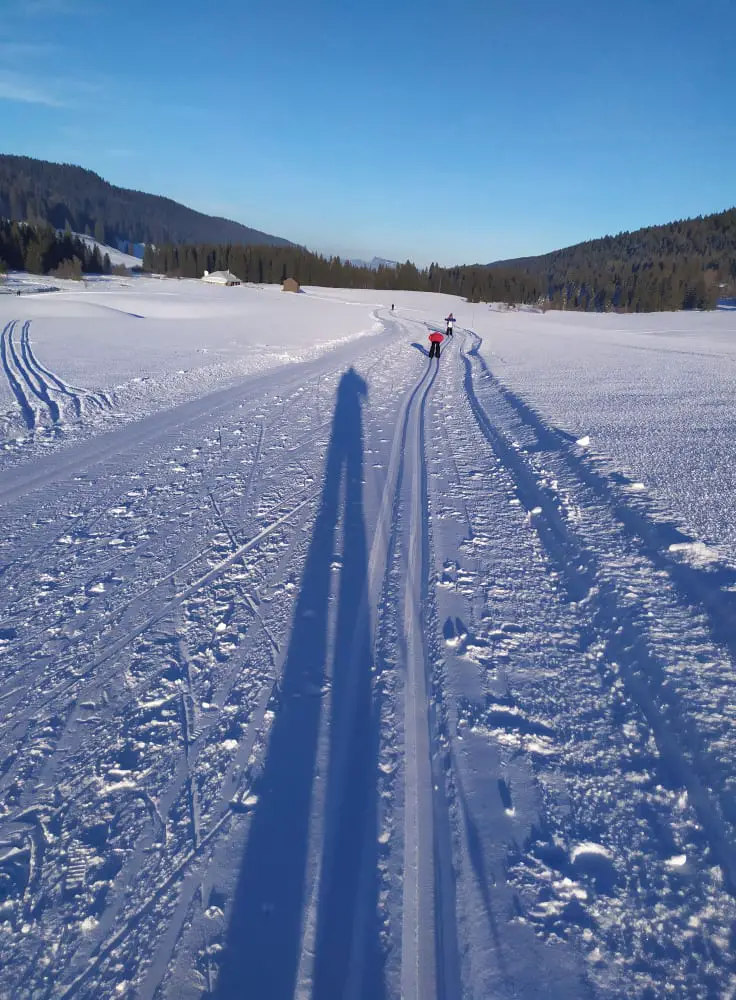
[0,154,293,249]
[487,207,736,279]
[348,256,398,270]
[482,207,736,311]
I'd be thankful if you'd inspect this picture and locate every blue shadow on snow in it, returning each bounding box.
[215,366,385,1000]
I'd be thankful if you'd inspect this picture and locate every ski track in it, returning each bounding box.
[1,321,37,430]
[1,313,735,999]
[0,319,111,437]
[20,320,111,415]
[461,332,736,896]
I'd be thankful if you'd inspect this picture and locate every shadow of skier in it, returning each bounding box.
[215,366,384,1000]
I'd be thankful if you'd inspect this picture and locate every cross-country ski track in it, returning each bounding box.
[1,305,736,999]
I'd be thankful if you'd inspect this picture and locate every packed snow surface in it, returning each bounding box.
[1,278,735,999]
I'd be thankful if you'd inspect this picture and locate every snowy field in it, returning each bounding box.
[1,278,736,999]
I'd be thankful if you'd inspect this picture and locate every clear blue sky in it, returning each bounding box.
[1,0,734,265]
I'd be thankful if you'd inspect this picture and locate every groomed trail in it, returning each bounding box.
[1,313,735,1000]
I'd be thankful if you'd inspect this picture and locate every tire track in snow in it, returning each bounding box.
[460,330,736,898]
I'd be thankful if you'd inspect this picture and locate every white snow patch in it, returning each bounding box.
[571,842,612,863]
[665,854,688,868]
[668,541,722,567]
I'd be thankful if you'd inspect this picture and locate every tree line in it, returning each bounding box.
[0,214,727,312]
[142,241,546,303]
[0,219,112,278]
[491,206,736,311]
[143,241,720,311]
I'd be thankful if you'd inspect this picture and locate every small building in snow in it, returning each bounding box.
[202,270,242,286]
[282,277,301,293]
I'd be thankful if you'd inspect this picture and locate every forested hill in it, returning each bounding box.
[0,155,293,249]
[484,207,736,311]
[489,207,736,277]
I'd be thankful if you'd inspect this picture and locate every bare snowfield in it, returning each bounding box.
[1,277,736,999]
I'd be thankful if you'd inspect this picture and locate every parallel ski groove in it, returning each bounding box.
[1,320,37,429]
[11,321,61,424]
[401,356,440,1000]
[461,331,736,897]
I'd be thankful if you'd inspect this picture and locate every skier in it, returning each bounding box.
[428,330,444,359]
[445,313,455,337]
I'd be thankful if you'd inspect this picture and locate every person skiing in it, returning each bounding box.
[428,330,444,359]
[445,313,455,337]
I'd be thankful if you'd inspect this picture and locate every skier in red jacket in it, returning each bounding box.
[428,330,444,359]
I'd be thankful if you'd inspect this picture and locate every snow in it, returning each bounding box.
[0,281,735,999]
[71,233,141,270]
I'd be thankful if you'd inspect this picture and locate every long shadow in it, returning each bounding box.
[410,342,429,356]
[215,367,383,1000]
[311,371,384,1000]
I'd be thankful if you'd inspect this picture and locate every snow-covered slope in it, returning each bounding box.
[71,233,142,269]
[1,285,735,999]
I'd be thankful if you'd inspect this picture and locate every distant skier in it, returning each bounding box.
[391,303,395,311]
[445,313,455,337]
[428,330,444,359]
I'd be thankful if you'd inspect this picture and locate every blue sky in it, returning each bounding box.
[1,0,734,265]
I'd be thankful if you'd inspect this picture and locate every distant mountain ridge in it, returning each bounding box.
[348,256,398,270]
[0,154,293,249]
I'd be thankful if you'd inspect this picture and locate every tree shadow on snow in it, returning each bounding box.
[215,366,385,1000]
